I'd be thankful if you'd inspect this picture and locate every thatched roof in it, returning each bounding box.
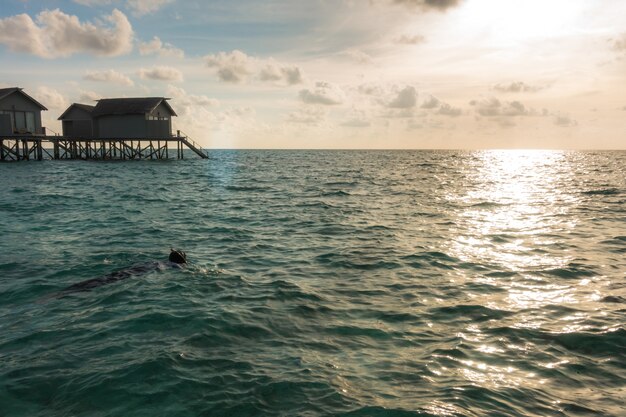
[0,87,48,110]
[91,97,177,117]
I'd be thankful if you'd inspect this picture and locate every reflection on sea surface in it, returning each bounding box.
[449,150,576,271]
[0,150,624,416]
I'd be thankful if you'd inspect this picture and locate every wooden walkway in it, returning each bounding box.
[0,135,208,161]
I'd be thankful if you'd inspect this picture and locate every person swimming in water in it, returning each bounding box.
[60,249,187,294]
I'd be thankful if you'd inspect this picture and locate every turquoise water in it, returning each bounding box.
[0,150,625,416]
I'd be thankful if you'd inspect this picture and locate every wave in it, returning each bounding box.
[430,304,513,322]
[581,188,621,196]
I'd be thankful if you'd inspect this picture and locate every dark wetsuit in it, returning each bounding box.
[62,261,182,294]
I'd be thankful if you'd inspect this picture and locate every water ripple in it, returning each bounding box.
[1,150,625,416]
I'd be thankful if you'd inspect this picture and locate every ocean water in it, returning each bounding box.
[0,150,624,417]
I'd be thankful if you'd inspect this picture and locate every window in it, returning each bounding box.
[146,113,169,121]
[15,111,25,131]
[0,111,14,130]
[26,112,35,133]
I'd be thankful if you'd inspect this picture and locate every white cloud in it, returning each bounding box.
[138,36,184,58]
[344,49,374,64]
[258,60,303,85]
[84,69,134,86]
[554,115,577,127]
[138,66,183,82]
[162,86,260,143]
[165,85,219,116]
[421,95,440,109]
[299,82,345,105]
[0,14,47,57]
[395,34,426,44]
[502,101,528,116]
[470,97,532,117]
[287,107,327,125]
[611,33,626,52]
[388,86,417,108]
[78,90,100,103]
[493,81,543,93]
[341,118,371,127]
[73,0,112,5]
[205,50,304,85]
[73,0,171,17]
[0,9,133,58]
[205,50,254,83]
[126,0,172,16]
[358,83,385,96]
[437,103,462,117]
[35,86,67,110]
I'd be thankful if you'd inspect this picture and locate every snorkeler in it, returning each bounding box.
[60,249,187,294]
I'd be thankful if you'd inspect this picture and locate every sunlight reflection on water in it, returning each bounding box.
[443,150,595,323]
[449,150,577,271]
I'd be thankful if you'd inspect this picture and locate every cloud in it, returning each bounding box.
[341,118,371,128]
[407,119,423,130]
[0,9,133,58]
[205,50,304,85]
[358,83,385,96]
[344,49,374,64]
[299,82,345,105]
[493,81,543,93]
[502,101,529,116]
[138,36,184,58]
[554,115,577,127]
[470,97,531,117]
[611,33,626,52]
[258,61,303,85]
[287,107,326,125]
[35,86,67,110]
[205,50,254,83]
[437,103,462,117]
[138,66,183,82]
[73,0,171,17]
[126,0,172,16]
[73,0,111,6]
[392,0,463,12]
[166,85,219,116]
[84,69,134,86]
[495,118,517,128]
[395,34,426,45]
[421,95,440,109]
[78,90,100,103]
[388,86,417,108]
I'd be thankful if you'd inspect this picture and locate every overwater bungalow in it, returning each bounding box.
[58,97,177,139]
[1,92,206,161]
[0,87,48,136]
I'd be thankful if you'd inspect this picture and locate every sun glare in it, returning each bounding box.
[456,0,585,45]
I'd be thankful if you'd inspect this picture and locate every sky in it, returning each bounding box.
[0,0,625,149]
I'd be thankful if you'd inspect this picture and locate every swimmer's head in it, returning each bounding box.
[169,249,187,264]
